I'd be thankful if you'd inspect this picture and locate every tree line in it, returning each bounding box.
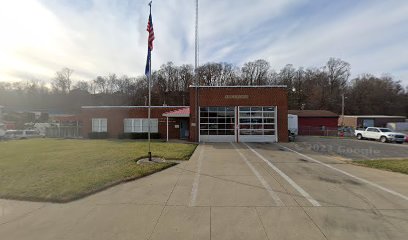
[0,58,407,116]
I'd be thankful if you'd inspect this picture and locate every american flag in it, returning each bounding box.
[146,12,155,51]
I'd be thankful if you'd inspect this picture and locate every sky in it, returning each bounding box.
[0,0,407,85]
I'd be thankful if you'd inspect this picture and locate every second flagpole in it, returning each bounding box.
[147,1,152,161]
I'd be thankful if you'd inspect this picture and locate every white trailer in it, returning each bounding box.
[288,114,298,138]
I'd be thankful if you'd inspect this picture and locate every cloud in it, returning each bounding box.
[0,0,407,85]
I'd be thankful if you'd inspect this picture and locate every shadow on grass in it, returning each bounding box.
[0,162,177,204]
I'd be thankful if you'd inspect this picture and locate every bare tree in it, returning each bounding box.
[93,76,107,93]
[241,59,270,85]
[73,81,90,93]
[52,68,73,94]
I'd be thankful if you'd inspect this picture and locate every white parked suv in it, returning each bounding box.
[355,127,406,144]
[4,130,44,140]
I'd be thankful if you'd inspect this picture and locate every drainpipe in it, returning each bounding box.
[166,117,169,142]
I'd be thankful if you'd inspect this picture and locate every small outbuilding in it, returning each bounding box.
[341,115,406,128]
[288,110,339,136]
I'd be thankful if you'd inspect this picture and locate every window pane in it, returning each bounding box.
[240,129,251,135]
[209,130,217,135]
[240,112,251,118]
[264,124,275,129]
[226,130,235,135]
[200,130,209,135]
[92,119,99,132]
[200,112,209,117]
[124,119,132,133]
[209,112,218,118]
[200,124,208,130]
[217,118,226,124]
[240,118,251,124]
[150,119,158,133]
[251,112,263,118]
[251,118,262,124]
[264,130,275,135]
[226,118,235,124]
[252,130,263,135]
[200,118,208,123]
[263,118,274,124]
[251,107,262,111]
[217,129,226,135]
[101,119,107,132]
[263,107,274,111]
[240,107,250,111]
[252,125,263,129]
[263,112,274,118]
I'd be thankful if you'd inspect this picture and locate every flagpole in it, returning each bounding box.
[148,1,152,161]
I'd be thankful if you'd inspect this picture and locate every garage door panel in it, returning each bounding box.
[238,106,277,143]
[200,135,236,142]
[239,135,276,142]
[199,107,236,142]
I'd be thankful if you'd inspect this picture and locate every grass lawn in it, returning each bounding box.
[0,139,197,202]
[355,159,408,175]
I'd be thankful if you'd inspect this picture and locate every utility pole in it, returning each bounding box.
[341,93,345,127]
[194,0,199,143]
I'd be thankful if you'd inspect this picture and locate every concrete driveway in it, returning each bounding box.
[1,142,408,240]
[292,136,408,160]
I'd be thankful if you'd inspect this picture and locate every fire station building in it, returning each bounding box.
[80,86,288,142]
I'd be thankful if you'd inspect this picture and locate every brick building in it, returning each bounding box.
[80,85,288,142]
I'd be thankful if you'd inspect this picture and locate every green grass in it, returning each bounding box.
[355,159,408,175]
[0,139,197,202]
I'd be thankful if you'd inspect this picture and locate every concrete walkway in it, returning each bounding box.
[1,143,408,239]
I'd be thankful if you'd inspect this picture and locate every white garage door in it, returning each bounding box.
[199,107,236,142]
[199,106,277,142]
[238,106,277,142]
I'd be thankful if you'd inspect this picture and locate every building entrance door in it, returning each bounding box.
[180,119,189,139]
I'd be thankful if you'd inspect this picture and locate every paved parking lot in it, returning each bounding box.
[292,136,408,160]
[1,142,408,240]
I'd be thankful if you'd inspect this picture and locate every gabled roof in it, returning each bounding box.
[163,107,190,117]
[288,110,338,118]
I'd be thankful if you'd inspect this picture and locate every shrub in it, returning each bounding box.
[88,132,109,139]
[118,133,161,139]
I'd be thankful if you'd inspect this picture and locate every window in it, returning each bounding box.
[200,107,235,135]
[92,118,107,132]
[124,118,158,133]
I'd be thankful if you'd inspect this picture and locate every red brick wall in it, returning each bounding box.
[80,107,187,139]
[189,87,288,142]
[299,117,339,128]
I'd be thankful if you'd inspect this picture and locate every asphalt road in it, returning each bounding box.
[292,136,408,160]
[1,142,408,239]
